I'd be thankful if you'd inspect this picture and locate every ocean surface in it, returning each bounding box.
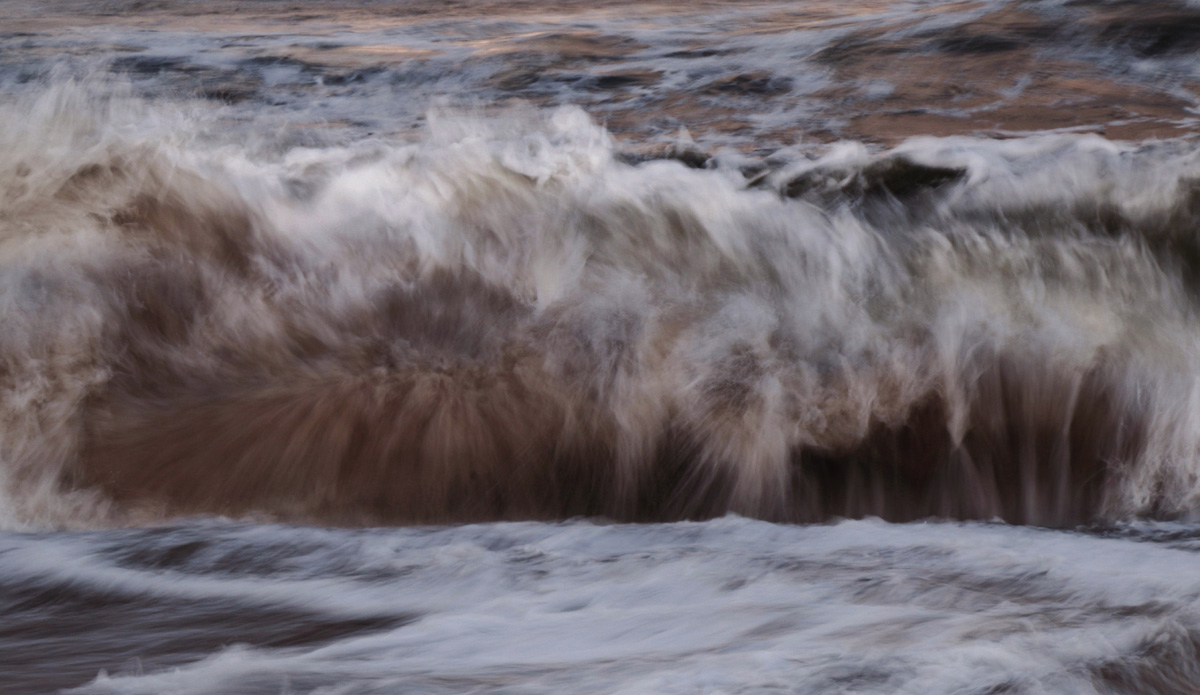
[5,0,1200,692]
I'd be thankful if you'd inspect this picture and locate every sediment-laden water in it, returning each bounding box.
[5,0,1200,692]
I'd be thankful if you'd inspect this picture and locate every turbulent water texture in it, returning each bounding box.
[5,518,1200,694]
[7,78,1200,528]
[8,0,1200,692]
[8,0,1200,149]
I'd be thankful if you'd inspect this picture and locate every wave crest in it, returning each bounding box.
[3,84,1200,528]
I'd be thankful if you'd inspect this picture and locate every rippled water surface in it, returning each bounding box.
[7,518,1200,694]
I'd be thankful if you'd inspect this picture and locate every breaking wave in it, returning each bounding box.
[6,81,1200,529]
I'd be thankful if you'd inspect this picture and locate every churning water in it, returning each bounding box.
[5,0,1200,692]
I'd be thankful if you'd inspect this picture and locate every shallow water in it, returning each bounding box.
[6,0,1200,692]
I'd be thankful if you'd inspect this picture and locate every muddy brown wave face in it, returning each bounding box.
[80,345,1145,526]
[0,83,1186,528]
